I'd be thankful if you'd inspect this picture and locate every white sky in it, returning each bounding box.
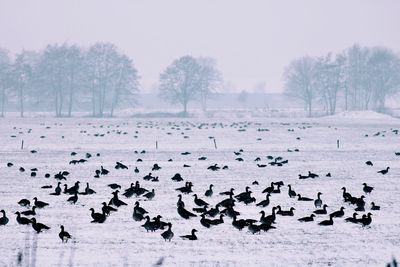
[0,0,399,93]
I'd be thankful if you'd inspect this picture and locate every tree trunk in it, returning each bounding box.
[183,101,187,116]
[68,72,74,117]
[19,81,24,118]
[92,81,96,117]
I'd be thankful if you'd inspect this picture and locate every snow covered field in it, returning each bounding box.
[0,113,399,267]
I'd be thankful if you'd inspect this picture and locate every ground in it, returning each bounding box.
[0,113,399,267]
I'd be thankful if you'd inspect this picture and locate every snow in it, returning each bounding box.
[0,116,399,267]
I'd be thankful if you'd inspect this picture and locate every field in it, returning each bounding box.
[0,112,399,267]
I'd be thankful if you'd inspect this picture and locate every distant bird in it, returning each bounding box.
[276,206,295,216]
[318,215,334,226]
[357,213,372,226]
[345,212,358,223]
[143,189,155,200]
[314,204,328,215]
[33,197,49,209]
[219,188,234,197]
[365,161,373,166]
[109,190,127,207]
[50,182,62,195]
[371,202,380,210]
[108,183,121,190]
[377,167,390,175]
[18,199,30,207]
[89,208,106,223]
[21,206,36,216]
[362,183,374,194]
[177,202,197,219]
[67,192,79,204]
[102,202,117,216]
[30,218,50,233]
[180,229,198,240]
[287,185,296,198]
[330,207,345,218]
[256,194,270,207]
[204,184,214,197]
[15,212,31,225]
[297,194,313,201]
[0,210,9,225]
[59,225,71,243]
[298,214,315,222]
[161,223,174,241]
[193,194,209,207]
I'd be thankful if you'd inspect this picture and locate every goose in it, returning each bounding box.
[141,216,158,232]
[262,183,275,194]
[194,194,209,207]
[204,184,214,197]
[308,171,319,178]
[297,194,313,201]
[59,225,71,243]
[200,214,212,228]
[219,188,234,196]
[81,183,96,195]
[67,192,79,204]
[41,185,53,189]
[102,202,117,216]
[143,189,155,200]
[161,223,174,241]
[133,201,148,215]
[132,208,145,221]
[377,167,389,175]
[288,185,296,198]
[180,229,198,240]
[235,187,251,200]
[50,182,62,195]
[221,205,240,218]
[33,197,49,209]
[66,181,80,195]
[153,215,168,230]
[100,166,109,175]
[89,208,106,223]
[357,213,372,226]
[314,204,328,215]
[341,187,352,200]
[18,199,30,207]
[177,202,197,219]
[258,223,276,232]
[330,207,345,218]
[21,206,36,216]
[232,215,248,231]
[276,206,295,216]
[365,161,373,166]
[175,182,193,194]
[30,218,50,233]
[298,214,315,222]
[371,202,380,210]
[209,214,224,226]
[0,210,9,225]
[247,222,260,234]
[217,195,236,208]
[15,212,31,225]
[260,207,277,224]
[256,194,270,207]
[318,215,334,226]
[171,173,184,182]
[108,183,121,190]
[177,194,185,208]
[362,183,374,194]
[271,184,281,194]
[109,191,127,207]
[314,192,323,208]
[192,207,208,214]
[345,212,358,223]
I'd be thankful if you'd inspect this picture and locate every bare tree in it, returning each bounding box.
[0,48,11,117]
[197,57,222,112]
[284,56,317,117]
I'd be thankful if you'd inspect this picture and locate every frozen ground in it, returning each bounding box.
[0,112,399,267]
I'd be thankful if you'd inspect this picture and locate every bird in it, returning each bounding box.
[193,194,209,207]
[365,161,373,166]
[108,183,121,190]
[21,206,36,216]
[204,184,214,197]
[177,202,197,219]
[377,167,390,175]
[341,187,352,200]
[59,225,71,243]
[256,194,271,207]
[314,192,323,208]
[30,218,50,233]
[314,204,328,215]
[67,192,79,204]
[232,215,248,231]
[143,189,155,200]
[81,183,96,195]
[345,212,359,223]
[89,208,106,223]
[318,215,334,226]
[161,223,174,241]
[15,212,32,225]
[357,213,372,226]
[102,202,117,216]
[276,206,295,216]
[50,182,62,195]
[33,197,49,209]
[219,188,234,196]
[287,185,296,198]
[330,207,345,218]
[18,199,30,207]
[133,202,148,215]
[109,191,127,207]
[247,222,260,235]
[297,194,313,201]
[298,214,315,222]
[209,214,224,226]
[362,183,374,194]
[0,210,9,225]
[180,229,198,240]
[371,202,380,210]
[200,214,212,228]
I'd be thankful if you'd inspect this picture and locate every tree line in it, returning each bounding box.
[284,44,400,116]
[0,43,222,117]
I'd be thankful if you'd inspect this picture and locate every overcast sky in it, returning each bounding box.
[0,0,399,93]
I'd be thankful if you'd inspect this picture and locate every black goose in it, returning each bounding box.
[100,166,109,175]
[143,189,155,200]
[314,192,323,208]
[65,181,80,195]
[235,186,251,200]
[345,212,358,223]
[134,201,148,215]
[260,207,277,224]
[177,194,185,208]
[330,207,345,218]
[209,214,224,226]
[200,214,212,228]
[21,206,36,216]
[31,218,50,233]
[59,225,71,243]
[161,223,174,241]
[377,167,389,175]
[122,183,136,198]
[221,205,240,218]
[171,173,183,182]
[362,183,374,194]
[108,183,121,190]
[153,215,168,230]
[175,182,193,194]
[193,207,208,214]
[298,214,315,222]
[276,206,295,216]
[256,194,271,207]
[0,210,9,225]
[18,199,30,207]
[297,194,313,201]
[247,222,260,234]
[89,208,106,223]
[262,182,275,194]
[102,202,117,216]
[205,205,220,217]
[308,171,319,178]
[232,215,248,230]
[141,216,158,232]
[177,202,197,219]
[341,187,352,200]
[132,208,145,221]
[33,197,49,209]
[194,194,209,207]
[204,184,214,197]
[314,204,328,215]
[217,195,236,208]
[81,183,96,195]
[67,192,79,204]
[318,215,334,226]
[271,184,281,194]
[371,202,380,210]
[180,229,198,240]
[109,191,127,207]
[50,182,62,195]
[219,188,234,196]
[15,212,31,225]
[288,185,296,198]
[365,161,373,166]
[357,213,372,226]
